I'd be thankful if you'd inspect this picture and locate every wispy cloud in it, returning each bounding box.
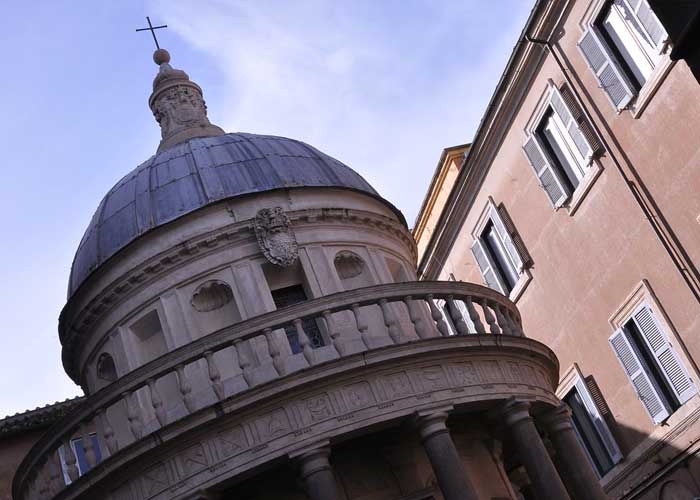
[153,0,532,223]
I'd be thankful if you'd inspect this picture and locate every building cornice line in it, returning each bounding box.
[417,0,568,279]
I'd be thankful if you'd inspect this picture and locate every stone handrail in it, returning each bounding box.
[15,281,522,500]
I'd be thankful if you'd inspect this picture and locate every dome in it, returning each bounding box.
[68,132,400,297]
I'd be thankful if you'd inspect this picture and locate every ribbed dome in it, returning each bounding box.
[68,132,396,297]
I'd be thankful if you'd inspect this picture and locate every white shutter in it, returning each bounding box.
[522,136,569,207]
[625,0,667,51]
[609,328,670,423]
[574,368,623,464]
[578,28,635,110]
[549,85,593,161]
[489,206,524,272]
[631,305,697,404]
[470,239,506,295]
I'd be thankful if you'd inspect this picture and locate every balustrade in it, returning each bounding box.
[15,281,524,500]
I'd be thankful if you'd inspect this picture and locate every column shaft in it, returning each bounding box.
[499,401,571,500]
[295,447,341,500]
[543,404,608,500]
[417,412,480,500]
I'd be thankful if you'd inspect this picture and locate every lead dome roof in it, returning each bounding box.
[68,132,398,297]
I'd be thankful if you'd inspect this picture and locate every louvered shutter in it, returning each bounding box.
[560,86,605,157]
[578,28,635,110]
[631,305,697,404]
[497,205,532,269]
[489,206,524,272]
[470,239,506,295]
[609,328,670,423]
[624,0,667,51]
[574,369,623,464]
[522,136,569,207]
[549,85,594,161]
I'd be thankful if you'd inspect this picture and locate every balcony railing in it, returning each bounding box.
[15,281,523,500]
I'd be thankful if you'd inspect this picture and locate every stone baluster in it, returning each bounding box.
[263,328,285,376]
[37,462,49,499]
[204,350,225,401]
[509,312,525,337]
[351,303,371,348]
[293,446,342,500]
[233,339,253,387]
[446,295,469,335]
[48,453,62,495]
[323,310,344,356]
[427,294,450,336]
[123,391,143,440]
[415,410,480,500]
[541,403,608,500]
[496,400,571,500]
[481,299,501,334]
[98,409,118,455]
[495,306,512,336]
[404,296,431,339]
[176,364,196,413]
[148,378,167,427]
[379,298,402,343]
[63,438,79,482]
[465,296,486,334]
[294,318,316,365]
[81,422,97,469]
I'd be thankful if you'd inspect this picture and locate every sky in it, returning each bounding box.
[0,0,533,418]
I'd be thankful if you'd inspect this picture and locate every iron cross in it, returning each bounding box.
[136,16,168,50]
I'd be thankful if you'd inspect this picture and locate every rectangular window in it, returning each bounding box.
[563,372,622,476]
[579,0,667,109]
[271,285,325,354]
[609,304,696,424]
[471,202,529,297]
[523,84,600,208]
[59,434,103,484]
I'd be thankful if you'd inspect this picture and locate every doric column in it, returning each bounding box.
[498,400,571,500]
[415,410,480,500]
[541,403,608,500]
[294,446,341,500]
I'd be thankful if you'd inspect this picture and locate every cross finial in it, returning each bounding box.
[136,16,168,50]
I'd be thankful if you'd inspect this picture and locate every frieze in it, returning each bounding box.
[26,342,558,500]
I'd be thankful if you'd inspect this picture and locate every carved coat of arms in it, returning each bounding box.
[254,207,298,267]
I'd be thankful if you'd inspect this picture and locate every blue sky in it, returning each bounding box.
[0,0,533,417]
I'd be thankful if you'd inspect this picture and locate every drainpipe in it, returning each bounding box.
[523,33,700,305]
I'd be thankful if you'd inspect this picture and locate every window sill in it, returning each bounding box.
[630,52,676,119]
[510,269,532,303]
[566,160,603,216]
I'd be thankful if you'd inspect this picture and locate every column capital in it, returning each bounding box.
[291,444,332,480]
[491,398,532,427]
[540,403,575,434]
[414,407,453,441]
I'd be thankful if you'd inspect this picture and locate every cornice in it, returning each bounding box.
[417,0,568,279]
[60,207,416,384]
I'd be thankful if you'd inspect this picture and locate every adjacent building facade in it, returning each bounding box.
[416,1,700,498]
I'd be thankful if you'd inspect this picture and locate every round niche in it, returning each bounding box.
[191,280,234,313]
[96,353,117,382]
[334,250,365,279]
